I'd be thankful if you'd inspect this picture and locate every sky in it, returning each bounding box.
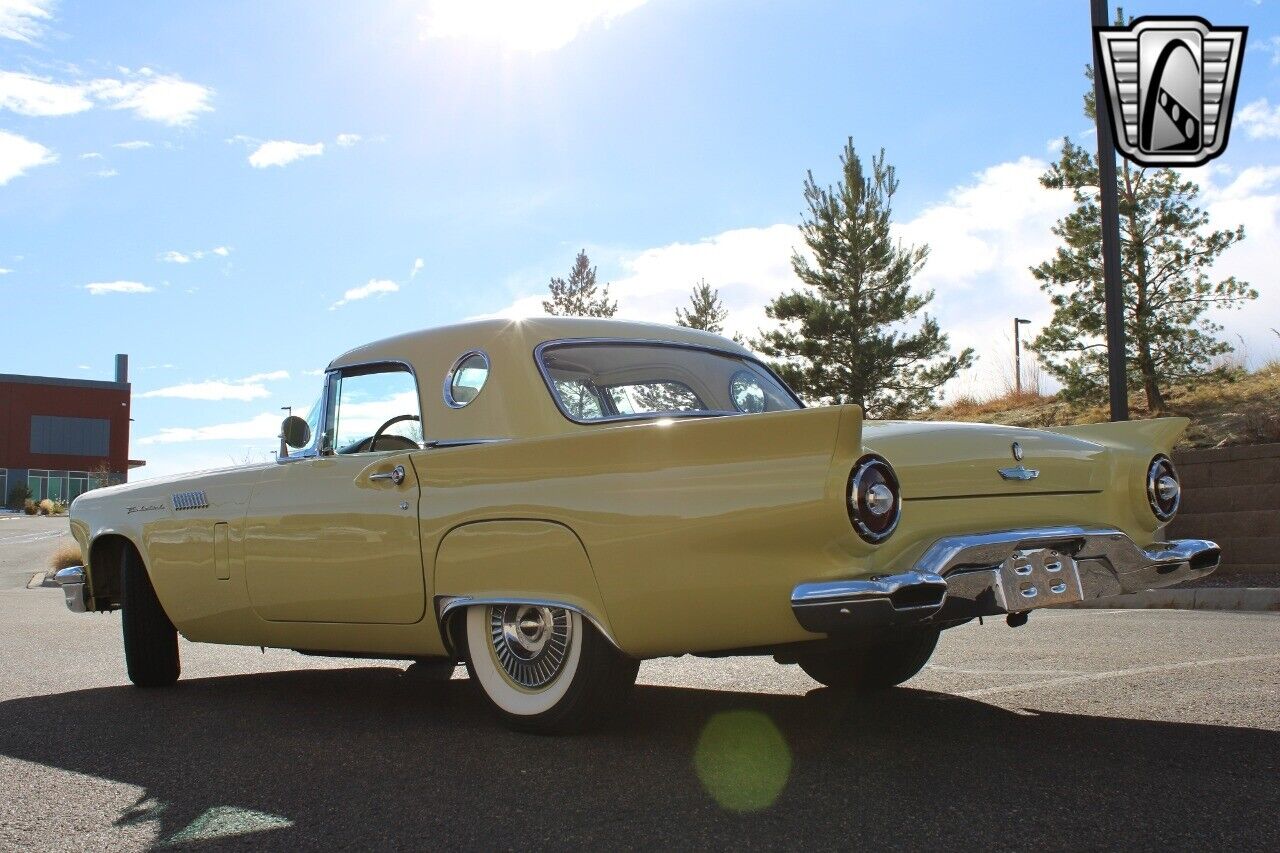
[2,0,1279,480]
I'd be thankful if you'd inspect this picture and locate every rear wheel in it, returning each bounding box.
[120,547,180,687]
[795,629,939,689]
[462,604,638,734]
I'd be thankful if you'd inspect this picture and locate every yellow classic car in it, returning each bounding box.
[59,318,1219,733]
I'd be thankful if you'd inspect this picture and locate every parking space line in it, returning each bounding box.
[956,653,1280,698]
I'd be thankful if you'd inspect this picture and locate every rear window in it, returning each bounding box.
[538,341,801,423]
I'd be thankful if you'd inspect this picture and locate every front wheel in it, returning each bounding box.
[463,604,638,734]
[120,547,180,688]
[795,629,939,690]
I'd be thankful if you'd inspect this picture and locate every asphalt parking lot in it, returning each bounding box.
[2,515,1278,851]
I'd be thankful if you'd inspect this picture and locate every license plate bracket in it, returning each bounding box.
[996,547,1084,612]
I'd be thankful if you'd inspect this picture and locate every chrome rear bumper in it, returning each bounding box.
[791,527,1220,634]
[54,566,89,613]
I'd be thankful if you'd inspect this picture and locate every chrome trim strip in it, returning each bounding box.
[435,595,623,652]
[424,438,508,449]
[997,465,1040,481]
[54,566,88,613]
[443,349,490,409]
[792,571,947,608]
[532,337,804,426]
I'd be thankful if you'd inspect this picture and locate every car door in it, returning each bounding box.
[244,363,426,624]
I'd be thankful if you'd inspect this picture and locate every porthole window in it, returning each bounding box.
[445,351,490,408]
[729,370,767,414]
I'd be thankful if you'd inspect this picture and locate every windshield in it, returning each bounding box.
[538,342,801,422]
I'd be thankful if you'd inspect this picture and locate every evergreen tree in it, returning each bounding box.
[675,279,728,333]
[756,140,973,417]
[543,250,617,317]
[1031,71,1255,412]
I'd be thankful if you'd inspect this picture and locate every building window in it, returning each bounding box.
[68,471,90,501]
[0,470,7,504]
[29,415,110,457]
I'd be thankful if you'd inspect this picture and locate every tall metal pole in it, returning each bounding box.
[1090,0,1129,421]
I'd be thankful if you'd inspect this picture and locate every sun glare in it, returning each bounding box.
[419,0,649,53]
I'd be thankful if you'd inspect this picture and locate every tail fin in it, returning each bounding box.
[1044,417,1189,454]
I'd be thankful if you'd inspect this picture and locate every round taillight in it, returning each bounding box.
[1146,454,1180,521]
[848,455,901,544]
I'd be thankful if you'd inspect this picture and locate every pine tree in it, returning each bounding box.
[756,140,973,417]
[675,279,728,333]
[1031,71,1255,412]
[543,250,617,317]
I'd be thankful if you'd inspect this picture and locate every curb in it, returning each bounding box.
[1072,588,1280,612]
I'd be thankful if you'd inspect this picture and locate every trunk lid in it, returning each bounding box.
[862,420,1108,499]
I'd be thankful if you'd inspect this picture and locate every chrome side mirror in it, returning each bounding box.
[280,415,312,454]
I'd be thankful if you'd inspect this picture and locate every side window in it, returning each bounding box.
[330,366,422,454]
[445,351,490,408]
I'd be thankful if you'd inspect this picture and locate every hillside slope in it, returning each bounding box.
[922,364,1280,450]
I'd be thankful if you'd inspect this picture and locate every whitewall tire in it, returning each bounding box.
[463,603,639,734]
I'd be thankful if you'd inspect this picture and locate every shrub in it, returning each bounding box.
[49,541,82,575]
[6,483,30,510]
[38,498,54,516]
[23,499,37,515]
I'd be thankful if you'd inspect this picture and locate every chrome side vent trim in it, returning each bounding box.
[172,490,209,511]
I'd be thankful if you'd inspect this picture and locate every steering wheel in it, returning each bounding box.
[369,414,420,452]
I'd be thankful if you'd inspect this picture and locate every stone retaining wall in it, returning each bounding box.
[1168,442,1280,576]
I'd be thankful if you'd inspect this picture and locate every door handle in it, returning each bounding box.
[369,465,406,486]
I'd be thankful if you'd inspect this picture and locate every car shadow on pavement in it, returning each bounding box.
[0,666,1275,850]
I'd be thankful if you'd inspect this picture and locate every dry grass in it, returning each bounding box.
[925,364,1280,449]
[47,541,83,582]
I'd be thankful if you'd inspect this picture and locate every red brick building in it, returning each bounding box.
[1,355,143,505]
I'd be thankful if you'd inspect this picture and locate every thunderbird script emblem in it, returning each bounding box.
[1095,16,1247,167]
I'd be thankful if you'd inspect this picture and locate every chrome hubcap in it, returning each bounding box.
[489,604,572,689]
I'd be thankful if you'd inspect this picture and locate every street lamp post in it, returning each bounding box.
[1014,318,1031,395]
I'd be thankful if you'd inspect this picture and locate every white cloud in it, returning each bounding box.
[0,0,54,43]
[0,68,212,125]
[159,245,230,263]
[410,257,424,278]
[0,71,92,116]
[140,370,290,402]
[0,267,11,274]
[330,278,398,309]
[489,158,1074,398]
[83,280,154,295]
[248,140,324,169]
[335,133,361,147]
[420,0,649,52]
[89,70,213,126]
[0,129,56,185]
[96,168,117,178]
[1257,35,1280,67]
[113,139,152,150]
[138,412,284,445]
[1239,99,1280,140]
[79,151,102,159]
